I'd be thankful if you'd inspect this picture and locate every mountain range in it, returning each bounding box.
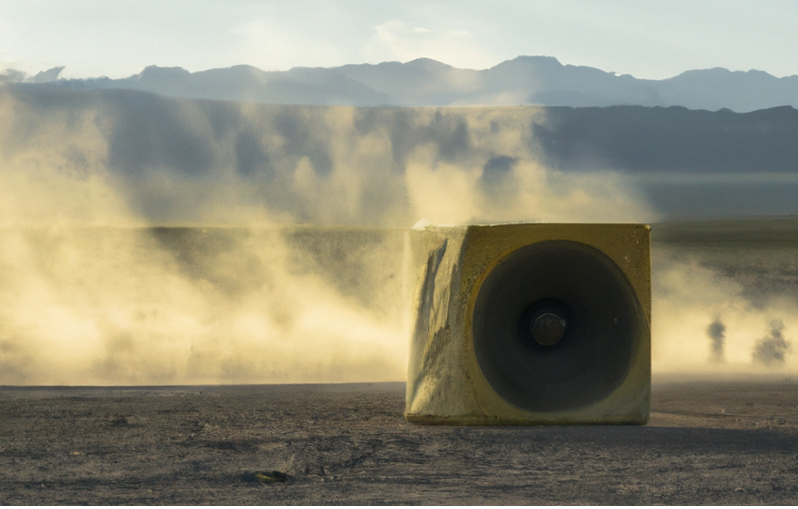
[6,56,798,112]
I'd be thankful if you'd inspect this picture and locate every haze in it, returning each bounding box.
[1,0,796,385]
[2,85,797,383]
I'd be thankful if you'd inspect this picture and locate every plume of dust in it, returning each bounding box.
[400,107,654,225]
[652,248,798,375]
[752,320,791,366]
[0,90,659,385]
[0,227,406,385]
[707,317,726,363]
[0,92,405,385]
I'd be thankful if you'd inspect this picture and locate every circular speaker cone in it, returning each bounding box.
[472,240,645,412]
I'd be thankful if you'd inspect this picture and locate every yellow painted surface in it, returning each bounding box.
[405,223,651,425]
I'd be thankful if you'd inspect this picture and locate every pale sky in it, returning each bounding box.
[1,0,797,80]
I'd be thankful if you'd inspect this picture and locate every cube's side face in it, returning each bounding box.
[404,227,478,419]
[405,223,651,425]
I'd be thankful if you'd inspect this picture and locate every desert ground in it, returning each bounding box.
[1,378,798,505]
[2,218,798,505]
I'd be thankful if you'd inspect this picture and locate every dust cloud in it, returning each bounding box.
[1,83,793,384]
[652,248,797,375]
[707,318,726,363]
[753,320,792,366]
[0,85,659,385]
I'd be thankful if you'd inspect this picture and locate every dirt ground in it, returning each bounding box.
[2,378,798,505]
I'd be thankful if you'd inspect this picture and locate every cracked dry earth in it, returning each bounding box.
[2,379,798,505]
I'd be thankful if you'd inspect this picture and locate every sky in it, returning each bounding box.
[1,0,797,80]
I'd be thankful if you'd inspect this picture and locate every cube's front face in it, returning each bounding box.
[405,223,651,425]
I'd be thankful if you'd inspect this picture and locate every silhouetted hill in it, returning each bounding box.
[11,56,798,111]
[475,56,662,107]
[535,105,798,174]
[653,68,798,112]
[32,64,389,106]
[336,58,483,105]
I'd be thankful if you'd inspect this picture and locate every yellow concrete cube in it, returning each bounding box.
[404,223,651,425]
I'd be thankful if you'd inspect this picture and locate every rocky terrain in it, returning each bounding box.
[1,379,798,505]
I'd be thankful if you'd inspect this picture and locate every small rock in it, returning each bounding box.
[241,470,290,484]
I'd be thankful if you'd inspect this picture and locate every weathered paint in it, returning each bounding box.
[405,223,651,425]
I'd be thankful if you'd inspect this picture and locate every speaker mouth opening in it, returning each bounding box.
[472,240,645,412]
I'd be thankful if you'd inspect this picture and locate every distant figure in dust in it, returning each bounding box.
[752,319,791,366]
[707,317,725,363]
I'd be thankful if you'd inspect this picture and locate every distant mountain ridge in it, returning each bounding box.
[6,56,798,112]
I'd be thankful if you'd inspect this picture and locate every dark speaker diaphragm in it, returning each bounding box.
[472,240,646,411]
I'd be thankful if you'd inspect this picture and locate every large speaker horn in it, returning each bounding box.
[404,223,651,425]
